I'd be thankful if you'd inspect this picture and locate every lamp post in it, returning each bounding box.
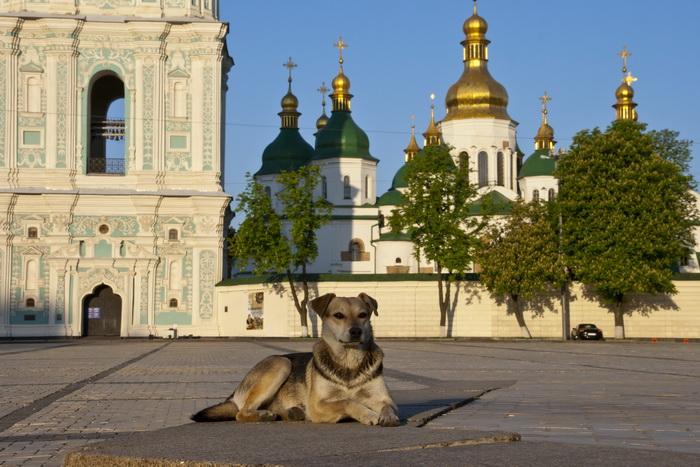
[552,149,571,340]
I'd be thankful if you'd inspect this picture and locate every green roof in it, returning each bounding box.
[469,191,514,216]
[376,189,406,206]
[376,231,412,242]
[313,111,378,162]
[518,148,556,178]
[391,164,408,189]
[255,128,315,176]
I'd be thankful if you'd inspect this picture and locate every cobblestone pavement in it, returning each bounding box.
[0,339,698,465]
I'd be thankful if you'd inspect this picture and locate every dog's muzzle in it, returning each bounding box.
[349,327,363,341]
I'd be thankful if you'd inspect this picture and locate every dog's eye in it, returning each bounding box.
[333,313,345,320]
[358,312,368,319]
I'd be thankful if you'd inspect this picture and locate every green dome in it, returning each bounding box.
[313,111,378,162]
[391,164,408,190]
[518,149,556,178]
[377,189,406,206]
[469,191,513,216]
[255,128,315,176]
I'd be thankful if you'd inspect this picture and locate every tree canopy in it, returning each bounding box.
[556,120,697,338]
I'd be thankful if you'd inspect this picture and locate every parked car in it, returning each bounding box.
[571,323,604,340]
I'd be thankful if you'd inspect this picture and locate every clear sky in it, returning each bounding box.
[221,0,700,203]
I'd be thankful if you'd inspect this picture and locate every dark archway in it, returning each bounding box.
[88,73,125,174]
[83,285,122,336]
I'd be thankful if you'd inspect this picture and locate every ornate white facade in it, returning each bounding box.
[0,0,233,337]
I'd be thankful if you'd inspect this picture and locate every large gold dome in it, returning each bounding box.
[444,5,511,122]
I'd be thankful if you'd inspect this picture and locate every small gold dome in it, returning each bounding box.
[615,82,634,100]
[464,13,488,39]
[332,70,351,94]
[281,91,299,112]
[316,113,329,130]
[445,68,510,120]
[536,123,554,139]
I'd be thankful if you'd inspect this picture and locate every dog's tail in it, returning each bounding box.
[191,400,239,422]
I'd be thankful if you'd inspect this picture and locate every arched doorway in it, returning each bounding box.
[83,285,122,337]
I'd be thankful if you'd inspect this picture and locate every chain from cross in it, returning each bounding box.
[334,37,348,65]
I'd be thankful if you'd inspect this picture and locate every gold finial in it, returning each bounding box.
[423,93,442,147]
[619,46,631,73]
[473,0,478,15]
[404,115,421,162]
[334,37,348,69]
[283,57,297,91]
[539,91,551,125]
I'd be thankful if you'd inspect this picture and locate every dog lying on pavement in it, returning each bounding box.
[192,293,400,427]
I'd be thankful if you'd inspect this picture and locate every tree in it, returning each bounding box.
[648,129,694,182]
[478,200,565,338]
[391,145,482,337]
[231,166,331,337]
[556,121,697,339]
[276,165,332,337]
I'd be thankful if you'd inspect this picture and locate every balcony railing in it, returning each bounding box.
[91,118,125,141]
[87,158,125,175]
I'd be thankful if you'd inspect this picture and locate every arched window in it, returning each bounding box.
[27,227,38,239]
[343,176,351,200]
[169,298,179,308]
[548,188,556,202]
[173,81,186,118]
[497,152,505,187]
[459,152,469,172]
[510,154,514,189]
[119,241,127,257]
[364,175,369,199]
[350,240,362,261]
[264,186,271,198]
[532,190,540,202]
[478,152,489,188]
[321,176,328,199]
[25,260,38,290]
[168,229,179,242]
[26,77,41,113]
[26,298,35,308]
[88,73,125,175]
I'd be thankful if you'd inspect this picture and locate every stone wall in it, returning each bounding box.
[215,278,700,339]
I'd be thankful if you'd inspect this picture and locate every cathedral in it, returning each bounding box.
[254,1,700,276]
[0,1,232,337]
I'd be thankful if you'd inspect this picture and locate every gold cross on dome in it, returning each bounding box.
[624,72,638,87]
[540,91,551,120]
[317,82,329,108]
[334,37,348,65]
[618,46,631,73]
[283,57,297,82]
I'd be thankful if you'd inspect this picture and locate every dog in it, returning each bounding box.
[191,293,400,427]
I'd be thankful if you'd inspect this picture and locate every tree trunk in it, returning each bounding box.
[512,295,532,339]
[614,297,625,339]
[560,282,571,340]
[286,269,309,337]
[437,263,447,336]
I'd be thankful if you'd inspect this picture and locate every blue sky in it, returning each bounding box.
[221,0,699,201]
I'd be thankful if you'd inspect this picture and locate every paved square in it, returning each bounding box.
[0,339,698,465]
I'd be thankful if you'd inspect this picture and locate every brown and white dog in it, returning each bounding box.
[192,293,400,426]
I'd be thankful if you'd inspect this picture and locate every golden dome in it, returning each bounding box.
[615,82,634,100]
[316,113,329,130]
[536,123,554,140]
[444,2,511,122]
[332,71,351,94]
[281,91,299,112]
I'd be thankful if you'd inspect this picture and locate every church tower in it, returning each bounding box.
[440,1,519,197]
[0,1,232,337]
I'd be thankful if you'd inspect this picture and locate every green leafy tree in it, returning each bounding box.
[391,145,482,337]
[231,167,331,337]
[648,129,694,181]
[276,166,332,336]
[478,200,566,338]
[557,121,697,339]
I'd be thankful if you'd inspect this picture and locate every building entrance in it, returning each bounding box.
[83,285,122,336]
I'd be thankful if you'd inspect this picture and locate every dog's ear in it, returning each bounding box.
[310,293,336,319]
[358,293,378,317]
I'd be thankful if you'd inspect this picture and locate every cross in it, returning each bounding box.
[618,46,631,73]
[283,57,297,83]
[540,91,551,122]
[334,37,348,65]
[624,72,638,87]
[317,82,329,109]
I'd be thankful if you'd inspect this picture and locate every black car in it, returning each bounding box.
[571,323,604,340]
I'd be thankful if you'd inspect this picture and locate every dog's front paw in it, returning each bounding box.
[358,409,381,426]
[378,406,400,427]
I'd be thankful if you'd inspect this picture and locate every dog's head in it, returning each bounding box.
[309,293,378,348]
